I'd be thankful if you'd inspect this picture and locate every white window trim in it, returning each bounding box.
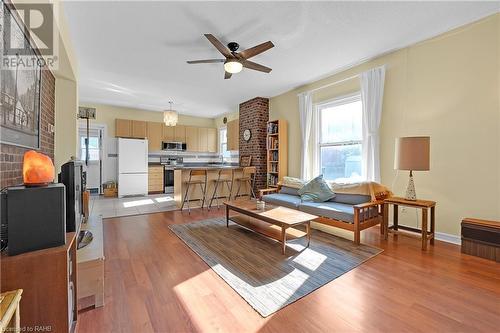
[316,92,362,180]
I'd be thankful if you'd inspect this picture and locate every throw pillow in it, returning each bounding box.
[280,176,305,189]
[297,175,336,202]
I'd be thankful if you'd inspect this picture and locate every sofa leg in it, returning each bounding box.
[354,230,360,245]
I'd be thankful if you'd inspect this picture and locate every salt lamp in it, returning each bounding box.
[23,150,55,185]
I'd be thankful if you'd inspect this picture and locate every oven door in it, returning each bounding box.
[164,168,174,193]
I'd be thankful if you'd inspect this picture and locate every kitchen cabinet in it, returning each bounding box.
[185,126,199,152]
[162,125,174,142]
[198,127,208,152]
[174,125,186,142]
[115,119,132,137]
[207,128,217,152]
[132,120,147,138]
[146,122,163,151]
[148,165,164,193]
[227,119,239,151]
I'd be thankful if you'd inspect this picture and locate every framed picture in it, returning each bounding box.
[0,3,43,149]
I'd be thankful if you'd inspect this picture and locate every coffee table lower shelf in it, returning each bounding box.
[228,214,310,254]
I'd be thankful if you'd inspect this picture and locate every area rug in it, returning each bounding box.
[169,217,382,317]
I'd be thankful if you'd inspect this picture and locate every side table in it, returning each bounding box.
[383,197,436,250]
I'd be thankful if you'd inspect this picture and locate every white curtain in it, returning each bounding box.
[298,91,318,180]
[360,66,386,182]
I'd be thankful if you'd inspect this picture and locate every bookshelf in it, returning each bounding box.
[266,119,288,187]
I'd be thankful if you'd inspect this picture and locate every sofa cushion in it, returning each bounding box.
[297,175,335,202]
[299,202,355,223]
[279,186,300,196]
[330,193,371,205]
[262,193,302,209]
[280,176,305,189]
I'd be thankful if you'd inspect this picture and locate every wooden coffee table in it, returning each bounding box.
[224,200,318,254]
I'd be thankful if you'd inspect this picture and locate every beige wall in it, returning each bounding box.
[79,103,216,137]
[270,14,500,237]
[54,78,78,170]
[213,111,239,129]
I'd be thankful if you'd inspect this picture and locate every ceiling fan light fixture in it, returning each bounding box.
[163,101,178,126]
[224,60,243,74]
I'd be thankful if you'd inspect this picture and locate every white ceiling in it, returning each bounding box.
[63,1,499,118]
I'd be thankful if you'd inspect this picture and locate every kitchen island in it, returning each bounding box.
[173,166,252,209]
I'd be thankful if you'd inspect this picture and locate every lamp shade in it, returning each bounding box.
[394,136,430,171]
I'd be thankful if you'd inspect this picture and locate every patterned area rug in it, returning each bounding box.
[169,217,382,317]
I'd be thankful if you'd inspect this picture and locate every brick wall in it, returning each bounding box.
[239,97,269,190]
[0,69,56,188]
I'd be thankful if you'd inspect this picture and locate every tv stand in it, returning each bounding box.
[77,215,105,308]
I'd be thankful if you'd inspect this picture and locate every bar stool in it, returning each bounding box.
[233,166,256,200]
[181,169,208,213]
[208,168,234,209]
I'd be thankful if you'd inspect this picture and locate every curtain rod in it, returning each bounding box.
[299,65,386,95]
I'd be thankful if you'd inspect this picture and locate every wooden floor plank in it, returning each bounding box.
[76,208,500,333]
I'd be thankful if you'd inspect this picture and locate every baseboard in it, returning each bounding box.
[435,232,461,245]
[312,223,462,246]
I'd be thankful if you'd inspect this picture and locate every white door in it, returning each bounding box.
[118,138,148,174]
[79,128,103,193]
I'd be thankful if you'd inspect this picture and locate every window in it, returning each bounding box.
[318,94,363,182]
[219,127,230,162]
[80,136,100,161]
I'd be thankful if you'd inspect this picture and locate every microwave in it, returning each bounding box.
[162,142,186,151]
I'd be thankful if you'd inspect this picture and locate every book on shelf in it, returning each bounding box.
[267,122,278,134]
[267,136,279,150]
[268,173,279,186]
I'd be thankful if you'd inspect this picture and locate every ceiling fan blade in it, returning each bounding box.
[238,41,274,59]
[187,59,225,64]
[204,34,233,58]
[224,71,232,79]
[243,60,272,73]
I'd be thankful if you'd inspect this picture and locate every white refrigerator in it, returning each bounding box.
[118,138,148,197]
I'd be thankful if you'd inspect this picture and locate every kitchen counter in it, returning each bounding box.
[173,166,250,209]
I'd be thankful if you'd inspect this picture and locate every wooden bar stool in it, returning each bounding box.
[234,166,256,200]
[208,168,234,209]
[181,169,208,213]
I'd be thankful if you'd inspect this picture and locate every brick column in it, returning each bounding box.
[239,97,269,191]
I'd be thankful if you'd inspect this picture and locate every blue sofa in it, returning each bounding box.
[261,185,384,244]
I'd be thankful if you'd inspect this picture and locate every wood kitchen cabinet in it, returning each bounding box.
[198,127,208,152]
[146,122,163,151]
[162,125,174,142]
[185,126,199,151]
[227,119,239,151]
[132,120,147,138]
[115,119,132,137]
[148,165,164,193]
[207,128,217,152]
[174,125,186,142]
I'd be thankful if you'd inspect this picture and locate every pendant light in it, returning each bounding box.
[163,101,178,126]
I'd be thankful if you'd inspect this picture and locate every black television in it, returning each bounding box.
[59,160,85,233]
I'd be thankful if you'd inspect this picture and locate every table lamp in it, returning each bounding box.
[394,136,430,200]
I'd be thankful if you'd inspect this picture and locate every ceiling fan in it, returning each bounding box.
[187,34,274,79]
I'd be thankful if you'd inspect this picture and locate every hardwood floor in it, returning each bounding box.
[76,208,500,333]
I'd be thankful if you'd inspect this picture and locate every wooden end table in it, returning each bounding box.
[383,197,436,250]
[224,200,317,255]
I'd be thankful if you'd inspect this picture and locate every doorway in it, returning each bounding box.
[78,126,104,194]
